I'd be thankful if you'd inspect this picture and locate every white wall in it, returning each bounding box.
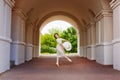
[0,0,14,73]
[110,0,120,70]
[11,9,26,65]
[95,10,113,65]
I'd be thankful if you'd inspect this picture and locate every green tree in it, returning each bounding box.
[40,26,77,54]
[61,27,77,53]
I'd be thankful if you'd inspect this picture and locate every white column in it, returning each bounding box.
[33,29,39,58]
[77,31,80,56]
[25,22,34,61]
[80,29,84,57]
[95,10,113,65]
[86,25,91,59]
[83,29,87,57]
[11,9,26,65]
[110,0,120,70]
[0,0,14,73]
[86,23,96,60]
[90,23,96,60]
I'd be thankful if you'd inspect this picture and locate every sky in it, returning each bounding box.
[41,20,72,34]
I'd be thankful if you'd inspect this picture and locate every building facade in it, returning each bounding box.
[0,0,120,73]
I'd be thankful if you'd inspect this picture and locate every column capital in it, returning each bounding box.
[95,10,113,22]
[89,21,95,27]
[110,0,120,9]
[26,19,34,28]
[13,8,27,21]
[4,0,15,8]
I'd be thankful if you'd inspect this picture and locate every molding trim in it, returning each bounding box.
[86,45,96,48]
[96,42,113,46]
[26,44,33,47]
[33,45,39,48]
[13,8,27,21]
[12,41,26,45]
[110,0,120,9]
[4,0,15,8]
[95,10,113,22]
[0,36,12,43]
[112,39,120,44]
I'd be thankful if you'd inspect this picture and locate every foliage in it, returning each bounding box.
[61,27,77,53]
[40,26,77,54]
[40,33,57,53]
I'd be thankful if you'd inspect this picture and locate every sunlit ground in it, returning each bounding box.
[39,53,79,57]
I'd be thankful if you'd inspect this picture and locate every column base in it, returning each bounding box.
[25,44,33,61]
[86,45,96,60]
[113,40,120,71]
[80,46,84,57]
[33,45,39,58]
[83,46,87,57]
[0,37,11,73]
[96,43,113,65]
[10,41,25,65]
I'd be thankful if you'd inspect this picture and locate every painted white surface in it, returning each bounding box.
[0,0,4,37]
[113,42,120,70]
[87,45,96,60]
[25,44,33,61]
[33,45,39,57]
[80,46,84,57]
[96,43,113,65]
[83,46,87,57]
[11,42,25,65]
[111,1,120,70]
[11,9,26,65]
[0,40,10,73]
[0,0,14,73]
[87,47,91,59]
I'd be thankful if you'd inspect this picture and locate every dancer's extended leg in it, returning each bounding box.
[63,54,72,62]
[56,56,59,67]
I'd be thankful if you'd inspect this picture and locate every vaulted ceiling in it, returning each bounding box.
[14,0,112,28]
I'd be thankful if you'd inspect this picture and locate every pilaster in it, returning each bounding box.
[0,0,15,73]
[95,10,113,65]
[110,0,120,70]
[11,8,27,65]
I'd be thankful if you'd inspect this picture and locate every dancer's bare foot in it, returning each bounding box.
[68,59,72,62]
[56,63,59,67]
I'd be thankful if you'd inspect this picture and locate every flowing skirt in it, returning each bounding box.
[56,44,65,57]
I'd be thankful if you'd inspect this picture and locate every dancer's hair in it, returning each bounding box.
[54,33,59,39]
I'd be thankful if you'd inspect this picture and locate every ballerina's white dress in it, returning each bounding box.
[56,38,65,57]
[56,38,72,66]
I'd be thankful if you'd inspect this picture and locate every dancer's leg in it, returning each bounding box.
[56,56,59,67]
[63,54,72,62]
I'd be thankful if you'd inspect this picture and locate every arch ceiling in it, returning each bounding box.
[14,0,112,28]
[39,15,79,33]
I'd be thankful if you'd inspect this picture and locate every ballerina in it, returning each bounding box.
[54,33,72,67]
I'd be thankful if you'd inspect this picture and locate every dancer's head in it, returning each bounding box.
[54,33,59,39]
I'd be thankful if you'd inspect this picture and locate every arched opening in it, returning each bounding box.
[38,15,80,56]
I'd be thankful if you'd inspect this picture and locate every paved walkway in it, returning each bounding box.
[1,56,120,80]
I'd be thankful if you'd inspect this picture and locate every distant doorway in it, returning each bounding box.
[39,20,78,56]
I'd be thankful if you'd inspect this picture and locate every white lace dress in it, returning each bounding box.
[56,38,65,57]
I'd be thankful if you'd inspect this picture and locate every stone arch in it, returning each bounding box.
[34,11,82,56]
[35,11,82,30]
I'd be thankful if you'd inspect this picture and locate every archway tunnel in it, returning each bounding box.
[39,15,80,56]
[1,0,120,74]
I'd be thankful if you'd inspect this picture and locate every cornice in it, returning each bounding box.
[110,0,120,9]
[13,8,27,21]
[95,10,113,22]
[4,0,15,8]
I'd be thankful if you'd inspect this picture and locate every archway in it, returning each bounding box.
[38,15,80,56]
